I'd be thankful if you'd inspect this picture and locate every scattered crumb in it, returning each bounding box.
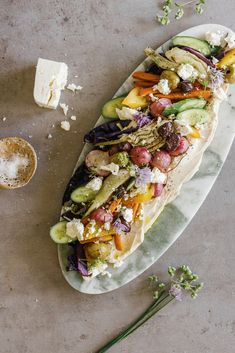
[28,135,33,139]
[67,83,83,92]
[47,134,52,139]
[74,75,78,78]
[60,103,69,116]
[2,117,7,121]
[35,298,39,303]
[61,120,70,131]
[70,115,77,121]
[51,124,55,128]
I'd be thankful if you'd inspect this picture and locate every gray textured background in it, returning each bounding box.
[0,1,235,352]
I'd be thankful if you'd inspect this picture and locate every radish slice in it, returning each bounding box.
[150,99,172,117]
[85,150,110,176]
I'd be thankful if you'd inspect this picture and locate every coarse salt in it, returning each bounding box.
[0,154,29,179]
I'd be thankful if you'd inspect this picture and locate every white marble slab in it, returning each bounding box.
[58,24,235,294]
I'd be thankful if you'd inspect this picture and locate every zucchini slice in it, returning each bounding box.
[177,108,209,126]
[172,36,212,56]
[102,96,126,119]
[50,221,72,244]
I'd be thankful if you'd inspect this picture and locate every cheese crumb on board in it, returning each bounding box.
[60,103,69,116]
[33,58,68,109]
[0,154,29,179]
[67,83,83,92]
[2,117,7,122]
[70,115,77,121]
[61,121,70,131]
[47,134,52,139]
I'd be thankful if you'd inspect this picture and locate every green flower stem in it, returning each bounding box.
[95,293,174,353]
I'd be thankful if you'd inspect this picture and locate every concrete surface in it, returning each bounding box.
[0,1,235,352]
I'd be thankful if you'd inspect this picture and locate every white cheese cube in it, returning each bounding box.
[33,58,68,109]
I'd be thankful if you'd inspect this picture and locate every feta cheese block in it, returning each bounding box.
[33,58,68,109]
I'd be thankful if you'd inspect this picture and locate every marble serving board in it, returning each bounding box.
[58,24,235,294]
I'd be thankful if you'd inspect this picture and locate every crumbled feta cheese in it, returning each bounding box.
[70,115,77,121]
[47,133,52,139]
[177,64,198,81]
[2,117,7,122]
[148,93,158,102]
[121,207,133,223]
[88,220,96,235]
[103,222,111,231]
[101,163,119,175]
[66,219,84,241]
[88,260,108,277]
[86,177,103,191]
[61,120,70,131]
[116,107,138,120]
[67,83,83,92]
[153,79,171,95]
[205,31,223,47]
[60,103,69,116]
[224,32,235,49]
[150,168,167,184]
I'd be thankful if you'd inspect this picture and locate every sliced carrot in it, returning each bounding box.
[108,198,122,213]
[135,80,157,88]
[140,88,212,100]
[132,202,140,220]
[139,87,155,97]
[155,89,212,100]
[132,71,160,82]
[114,234,124,251]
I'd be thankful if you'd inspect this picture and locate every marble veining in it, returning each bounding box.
[58,24,235,294]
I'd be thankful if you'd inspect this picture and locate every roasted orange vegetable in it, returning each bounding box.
[108,198,122,213]
[139,88,212,100]
[217,48,235,68]
[132,71,160,82]
[81,234,113,244]
[114,234,124,251]
[80,222,115,243]
[135,80,157,88]
[122,87,148,108]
